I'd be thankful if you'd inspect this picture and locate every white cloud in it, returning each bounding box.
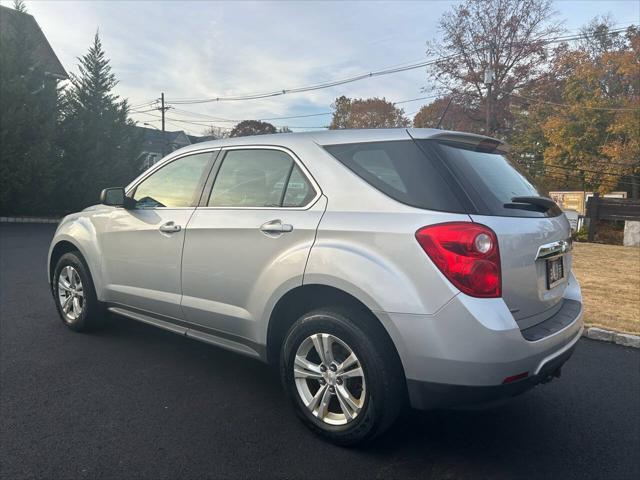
[6,0,640,134]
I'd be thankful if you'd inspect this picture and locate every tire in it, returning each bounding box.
[52,251,104,332]
[280,307,405,446]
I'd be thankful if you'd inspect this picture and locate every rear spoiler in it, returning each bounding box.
[406,128,508,153]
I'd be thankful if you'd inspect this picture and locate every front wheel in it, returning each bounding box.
[53,252,104,332]
[280,308,405,445]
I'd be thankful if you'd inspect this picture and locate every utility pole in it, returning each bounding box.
[161,92,166,133]
[156,92,170,156]
[484,43,494,134]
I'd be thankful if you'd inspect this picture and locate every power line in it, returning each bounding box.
[158,26,632,105]
[544,163,639,179]
[131,93,441,124]
[504,90,638,112]
[127,24,636,132]
[139,113,328,130]
[572,157,639,168]
[542,170,638,188]
[537,172,634,187]
[541,171,637,188]
[166,108,331,123]
[164,55,456,105]
[129,99,158,109]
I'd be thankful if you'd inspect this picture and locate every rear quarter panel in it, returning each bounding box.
[304,209,469,315]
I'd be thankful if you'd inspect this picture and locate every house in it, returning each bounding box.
[188,134,216,145]
[0,5,68,80]
[135,126,213,170]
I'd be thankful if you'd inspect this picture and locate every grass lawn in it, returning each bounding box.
[572,242,640,335]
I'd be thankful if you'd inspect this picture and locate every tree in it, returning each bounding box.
[0,4,60,215]
[57,33,142,212]
[278,126,293,133]
[541,25,639,195]
[202,125,230,139]
[13,0,27,13]
[229,120,277,137]
[329,96,409,129]
[412,96,481,132]
[426,0,563,136]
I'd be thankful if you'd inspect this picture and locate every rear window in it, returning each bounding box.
[323,141,466,213]
[427,141,554,218]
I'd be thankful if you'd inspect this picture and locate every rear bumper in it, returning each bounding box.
[406,327,580,409]
[374,273,583,409]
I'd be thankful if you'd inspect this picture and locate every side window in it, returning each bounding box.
[352,149,408,193]
[209,149,314,208]
[283,165,316,207]
[324,141,465,213]
[133,152,211,208]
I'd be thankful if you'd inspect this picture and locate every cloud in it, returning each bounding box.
[7,0,640,134]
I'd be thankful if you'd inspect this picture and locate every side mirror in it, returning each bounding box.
[100,187,135,208]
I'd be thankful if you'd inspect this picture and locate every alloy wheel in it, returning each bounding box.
[57,265,84,322]
[293,333,366,426]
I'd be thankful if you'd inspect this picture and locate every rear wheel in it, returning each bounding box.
[53,252,104,332]
[281,308,405,445]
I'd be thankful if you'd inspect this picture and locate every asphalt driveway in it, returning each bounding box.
[1,224,639,479]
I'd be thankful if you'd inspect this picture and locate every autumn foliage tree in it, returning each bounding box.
[540,25,639,195]
[329,96,409,129]
[412,96,481,132]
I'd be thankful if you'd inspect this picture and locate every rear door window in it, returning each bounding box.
[207,149,317,208]
[324,141,466,213]
[283,165,316,207]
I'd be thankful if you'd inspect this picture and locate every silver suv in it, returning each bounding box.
[48,128,583,445]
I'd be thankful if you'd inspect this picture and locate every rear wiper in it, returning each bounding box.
[504,196,559,212]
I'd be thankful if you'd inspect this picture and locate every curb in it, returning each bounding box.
[0,216,61,224]
[583,327,640,348]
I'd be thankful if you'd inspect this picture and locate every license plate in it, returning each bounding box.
[546,257,565,289]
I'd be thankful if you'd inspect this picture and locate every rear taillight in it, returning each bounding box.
[415,222,501,298]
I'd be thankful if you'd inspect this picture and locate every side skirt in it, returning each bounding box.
[107,305,265,360]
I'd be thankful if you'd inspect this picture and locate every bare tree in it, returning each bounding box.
[202,125,229,139]
[13,0,27,13]
[426,0,563,135]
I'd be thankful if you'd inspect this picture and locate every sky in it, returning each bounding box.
[5,0,640,135]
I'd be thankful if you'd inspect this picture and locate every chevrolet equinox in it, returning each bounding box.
[48,128,583,445]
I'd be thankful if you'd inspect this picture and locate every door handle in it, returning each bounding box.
[260,220,293,235]
[159,221,182,233]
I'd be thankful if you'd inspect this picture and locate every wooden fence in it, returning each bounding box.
[586,194,640,241]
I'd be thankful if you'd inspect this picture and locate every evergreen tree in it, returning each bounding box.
[0,5,60,215]
[57,33,142,212]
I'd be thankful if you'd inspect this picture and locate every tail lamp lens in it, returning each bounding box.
[415,222,501,298]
